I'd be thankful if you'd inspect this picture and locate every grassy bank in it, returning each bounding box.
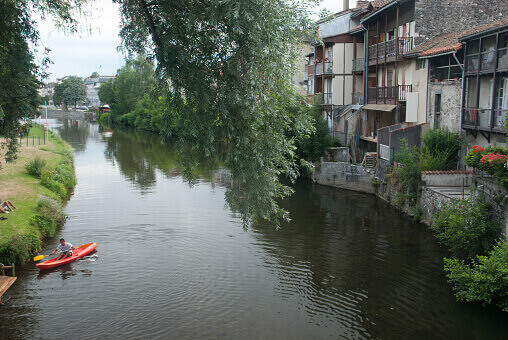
[0,125,75,265]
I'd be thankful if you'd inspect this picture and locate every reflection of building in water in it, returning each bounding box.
[212,169,233,187]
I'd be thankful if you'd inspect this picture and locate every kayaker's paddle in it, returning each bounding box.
[33,254,50,261]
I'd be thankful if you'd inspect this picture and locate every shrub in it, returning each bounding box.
[465,146,508,189]
[296,103,332,162]
[0,233,41,265]
[444,239,508,311]
[431,196,500,261]
[25,156,47,178]
[422,128,463,170]
[29,196,67,238]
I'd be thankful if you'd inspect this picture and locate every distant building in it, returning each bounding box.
[84,76,115,107]
[39,82,56,105]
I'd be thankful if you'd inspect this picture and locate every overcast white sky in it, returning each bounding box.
[37,0,354,82]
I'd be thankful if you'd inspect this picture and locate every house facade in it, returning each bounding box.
[85,76,115,108]
[461,20,508,149]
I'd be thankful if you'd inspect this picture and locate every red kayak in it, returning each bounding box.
[36,243,97,270]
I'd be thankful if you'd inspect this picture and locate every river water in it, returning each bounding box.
[1,118,507,339]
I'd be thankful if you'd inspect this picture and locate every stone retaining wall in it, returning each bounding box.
[312,160,374,194]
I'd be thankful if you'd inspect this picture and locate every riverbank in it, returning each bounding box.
[0,125,75,265]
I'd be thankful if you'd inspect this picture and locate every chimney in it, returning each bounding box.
[356,0,370,8]
[344,0,349,10]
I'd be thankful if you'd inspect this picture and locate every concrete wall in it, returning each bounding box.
[421,171,473,186]
[312,160,375,194]
[428,80,462,131]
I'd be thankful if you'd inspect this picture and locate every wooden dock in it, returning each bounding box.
[0,264,16,304]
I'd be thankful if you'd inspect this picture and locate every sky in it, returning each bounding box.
[36,0,354,82]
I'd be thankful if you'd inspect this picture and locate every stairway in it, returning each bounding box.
[362,152,377,169]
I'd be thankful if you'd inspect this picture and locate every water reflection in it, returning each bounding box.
[2,119,508,339]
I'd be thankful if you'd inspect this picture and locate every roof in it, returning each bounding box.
[348,24,364,34]
[407,17,508,58]
[407,31,464,58]
[362,104,397,112]
[459,17,508,41]
[360,0,398,23]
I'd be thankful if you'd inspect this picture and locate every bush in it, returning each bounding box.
[465,145,508,189]
[422,128,463,170]
[29,196,67,238]
[296,103,331,162]
[25,156,47,178]
[444,239,508,311]
[0,233,41,265]
[431,196,500,261]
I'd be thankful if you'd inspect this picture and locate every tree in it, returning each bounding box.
[98,56,156,123]
[53,76,86,108]
[90,71,99,78]
[0,0,87,165]
[115,0,316,225]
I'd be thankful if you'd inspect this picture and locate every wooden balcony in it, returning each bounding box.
[465,46,508,75]
[463,108,507,132]
[367,85,411,104]
[367,37,414,66]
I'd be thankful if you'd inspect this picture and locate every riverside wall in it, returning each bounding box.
[312,160,375,194]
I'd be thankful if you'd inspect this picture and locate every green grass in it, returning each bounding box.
[0,129,75,264]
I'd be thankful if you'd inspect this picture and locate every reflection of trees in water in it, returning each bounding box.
[103,128,219,192]
[103,129,187,192]
[250,181,448,335]
[57,118,90,152]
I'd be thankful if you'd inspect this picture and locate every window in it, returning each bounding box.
[435,93,441,114]
[416,59,425,70]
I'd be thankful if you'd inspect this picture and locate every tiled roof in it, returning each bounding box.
[348,24,363,34]
[459,16,508,41]
[408,17,508,58]
[407,31,464,57]
[371,1,392,8]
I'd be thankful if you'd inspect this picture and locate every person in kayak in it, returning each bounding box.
[52,238,75,260]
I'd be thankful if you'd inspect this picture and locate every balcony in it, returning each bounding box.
[398,85,412,101]
[315,62,333,76]
[464,108,507,132]
[353,58,365,72]
[466,46,508,74]
[366,85,411,104]
[367,37,414,66]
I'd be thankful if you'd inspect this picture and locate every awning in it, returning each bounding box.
[362,104,397,112]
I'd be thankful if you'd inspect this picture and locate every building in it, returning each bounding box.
[461,18,508,149]
[85,76,115,108]
[357,0,508,167]
[39,82,56,105]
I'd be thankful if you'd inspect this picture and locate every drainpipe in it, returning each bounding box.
[456,49,466,170]
[343,0,349,10]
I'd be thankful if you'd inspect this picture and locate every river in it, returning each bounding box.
[1,118,507,339]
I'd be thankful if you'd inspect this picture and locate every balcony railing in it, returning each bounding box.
[367,37,414,64]
[466,46,508,74]
[353,92,364,105]
[353,58,364,72]
[398,85,412,101]
[367,86,397,104]
[314,62,333,75]
[463,108,507,131]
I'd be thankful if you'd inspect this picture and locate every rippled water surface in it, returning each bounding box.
[1,119,507,339]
